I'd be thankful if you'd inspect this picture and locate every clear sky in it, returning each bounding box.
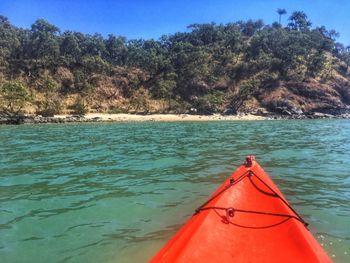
[0,0,349,44]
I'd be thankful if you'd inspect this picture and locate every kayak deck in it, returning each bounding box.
[150,156,331,263]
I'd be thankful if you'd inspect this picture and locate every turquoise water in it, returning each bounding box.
[0,120,349,263]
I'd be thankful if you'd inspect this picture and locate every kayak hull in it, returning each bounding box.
[150,156,331,263]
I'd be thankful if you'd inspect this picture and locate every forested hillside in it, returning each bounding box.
[1,11,350,116]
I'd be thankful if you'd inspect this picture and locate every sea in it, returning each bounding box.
[1,120,349,262]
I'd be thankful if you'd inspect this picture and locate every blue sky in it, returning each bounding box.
[1,0,349,44]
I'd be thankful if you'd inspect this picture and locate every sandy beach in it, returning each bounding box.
[54,113,267,122]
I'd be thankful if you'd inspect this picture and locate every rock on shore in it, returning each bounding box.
[0,113,102,125]
[0,111,350,125]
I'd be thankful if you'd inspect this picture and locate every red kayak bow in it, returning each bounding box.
[150,156,331,263]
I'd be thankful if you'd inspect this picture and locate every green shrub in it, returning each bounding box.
[129,88,150,113]
[38,74,58,94]
[71,99,88,115]
[36,97,63,116]
[168,99,191,114]
[195,91,225,114]
[107,107,128,114]
[0,81,30,113]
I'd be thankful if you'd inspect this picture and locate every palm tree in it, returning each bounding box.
[277,8,287,25]
[345,46,350,71]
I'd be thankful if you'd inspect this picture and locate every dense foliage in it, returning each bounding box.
[0,11,350,114]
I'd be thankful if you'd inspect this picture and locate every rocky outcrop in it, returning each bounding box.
[0,113,103,125]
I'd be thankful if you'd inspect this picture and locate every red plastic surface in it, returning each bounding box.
[150,158,331,263]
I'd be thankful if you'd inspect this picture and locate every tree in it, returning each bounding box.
[38,73,58,94]
[187,23,222,45]
[338,45,350,72]
[0,81,30,113]
[230,78,260,112]
[277,8,287,25]
[316,26,339,41]
[194,91,225,114]
[33,73,63,115]
[152,73,177,100]
[129,87,151,113]
[288,11,312,31]
[334,43,350,63]
[30,19,60,69]
[81,55,111,74]
[170,42,211,98]
[71,97,88,114]
[105,34,127,65]
[80,33,106,57]
[60,31,81,66]
[0,16,20,72]
[237,20,264,37]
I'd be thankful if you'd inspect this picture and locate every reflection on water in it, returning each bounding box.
[0,120,349,262]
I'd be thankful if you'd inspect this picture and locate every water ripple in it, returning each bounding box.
[0,120,349,262]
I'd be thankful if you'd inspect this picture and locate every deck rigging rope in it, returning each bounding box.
[194,169,309,227]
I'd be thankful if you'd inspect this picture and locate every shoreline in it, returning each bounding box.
[0,113,266,125]
[0,112,349,125]
[56,113,267,122]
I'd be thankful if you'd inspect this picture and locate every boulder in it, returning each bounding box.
[313,112,334,118]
